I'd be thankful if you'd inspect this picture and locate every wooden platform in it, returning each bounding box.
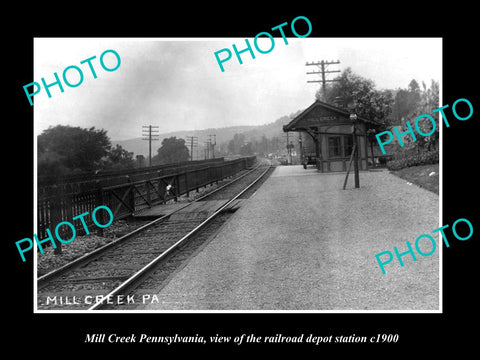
[134,199,244,220]
[133,203,191,219]
[141,165,440,311]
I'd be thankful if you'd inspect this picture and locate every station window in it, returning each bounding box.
[328,136,342,158]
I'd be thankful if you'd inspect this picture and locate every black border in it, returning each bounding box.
[7,5,478,355]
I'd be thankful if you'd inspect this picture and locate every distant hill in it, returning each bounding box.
[112,111,303,158]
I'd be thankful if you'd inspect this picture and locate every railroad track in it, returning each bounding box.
[37,160,273,311]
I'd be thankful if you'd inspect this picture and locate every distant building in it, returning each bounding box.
[283,100,382,172]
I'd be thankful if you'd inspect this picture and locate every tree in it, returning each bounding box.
[409,79,440,151]
[316,67,394,126]
[37,149,70,180]
[385,79,440,155]
[227,133,246,155]
[239,142,254,156]
[392,79,422,123]
[408,79,421,96]
[135,154,146,168]
[153,137,190,165]
[104,144,135,170]
[38,125,111,176]
[260,135,268,156]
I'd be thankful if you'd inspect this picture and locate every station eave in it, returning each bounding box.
[283,99,379,132]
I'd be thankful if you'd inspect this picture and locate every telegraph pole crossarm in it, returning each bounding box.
[186,136,198,161]
[208,134,216,159]
[305,60,341,99]
[142,125,159,167]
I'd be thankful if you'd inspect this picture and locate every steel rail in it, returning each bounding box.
[37,161,262,286]
[88,163,272,310]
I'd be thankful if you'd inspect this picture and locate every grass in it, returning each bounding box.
[390,163,439,194]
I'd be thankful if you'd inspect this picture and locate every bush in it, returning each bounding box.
[377,155,393,165]
[386,150,438,171]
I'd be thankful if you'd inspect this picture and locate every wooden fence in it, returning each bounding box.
[37,158,227,187]
[37,156,256,239]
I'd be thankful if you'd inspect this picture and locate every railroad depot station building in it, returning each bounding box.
[283,99,381,172]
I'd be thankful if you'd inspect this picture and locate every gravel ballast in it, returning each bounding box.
[142,166,440,311]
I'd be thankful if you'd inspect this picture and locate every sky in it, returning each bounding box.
[34,37,442,141]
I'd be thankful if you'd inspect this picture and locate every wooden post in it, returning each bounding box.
[343,144,357,190]
[353,133,360,188]
[158,172,165,203]
[146,176,151,206]
[313,132,323,171]
[50,185,63,255]
[350,120,360,188]
[126,175,135,215]
[96,181,105,236]
[185,172,189,198]
[370,138,375,168]
[174,175,179,202]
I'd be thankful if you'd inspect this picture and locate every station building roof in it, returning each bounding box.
[283,99,381,132]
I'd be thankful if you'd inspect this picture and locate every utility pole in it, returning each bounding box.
[351,114,360,188]
[208,134,216,159]
[142,125,159,167]
[343,113,360,189]
[204,140,211,160]
[306,60,341,100]
[185,136,198,161]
